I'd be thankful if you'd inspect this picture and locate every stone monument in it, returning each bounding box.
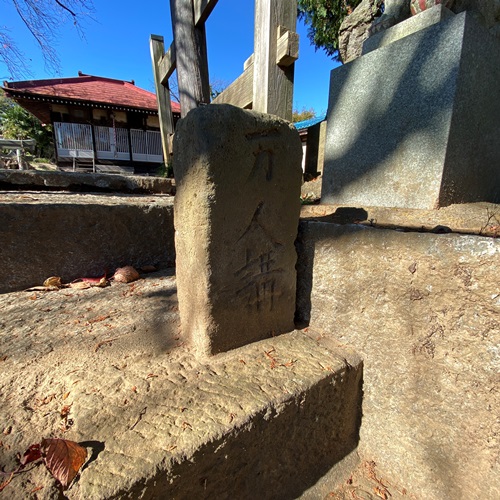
[322,6,500,209]
[173,104,303,356]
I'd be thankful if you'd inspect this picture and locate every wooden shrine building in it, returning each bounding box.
[2,72,181,173]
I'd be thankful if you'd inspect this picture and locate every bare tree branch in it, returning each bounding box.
[1,0,95,79]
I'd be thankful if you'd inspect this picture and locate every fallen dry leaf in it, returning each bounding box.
[113,266,140,283]
[43,276,62,288]
[92,277,109,288]
[69,282,91,290]
[60,405,72,418]
[25,286,59,292]
[40,438,87,490]
[20,443,42,466]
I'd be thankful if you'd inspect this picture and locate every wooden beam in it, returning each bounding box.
[159,43,176,85]
[170,0,211,117]
[253,0,298,121]
[194,0,219,26]
[157,0,218,87]
[276,26,299,66]
[212,64,254,109]
[244,54,254,71]
[150,35,175,160]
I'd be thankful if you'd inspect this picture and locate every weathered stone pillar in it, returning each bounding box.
[173,104,302,356]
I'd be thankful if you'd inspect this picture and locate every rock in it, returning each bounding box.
[338,0,384,63]
[339,0,500,63]
[173,104,302,356]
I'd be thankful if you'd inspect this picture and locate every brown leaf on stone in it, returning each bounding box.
[113,266,140,283]
[25,286,59,292]
[20,443,42,465]
[91,277,109,288]
[69,281,91,290]
[60,404,72,418]
[43,276,62,288]
[40,438,87,490]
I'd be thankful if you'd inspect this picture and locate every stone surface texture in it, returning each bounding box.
[300,202,500,237]
[0,273,362,498]
[363,4,455,54]
[338,0,383,63]
[338,0,500,63]
[173,104,303,356]
[323,11,500,209]
[0,168,175,194]
[295,214,500,499]
[0,192,175,293]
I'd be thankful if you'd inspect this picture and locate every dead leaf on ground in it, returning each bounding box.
[71,274,109,288]
[20,443,42,466]
[60,405,72,418]
[43,276,62,288]
[69,282,91,290]
[40,438,87,489]
[113,266,140,283]
[25,286,59,292]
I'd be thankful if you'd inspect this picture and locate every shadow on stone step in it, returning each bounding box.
[124,361,363,499]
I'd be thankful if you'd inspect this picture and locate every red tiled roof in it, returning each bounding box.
[3,73,181,114]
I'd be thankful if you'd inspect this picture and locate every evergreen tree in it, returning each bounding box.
[298,0,363,61]
[0,91,53,159]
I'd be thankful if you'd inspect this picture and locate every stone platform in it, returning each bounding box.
[0,271,362,498]
[0,191,175,294]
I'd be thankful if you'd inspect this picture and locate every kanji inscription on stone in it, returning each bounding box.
[173,104,302,356]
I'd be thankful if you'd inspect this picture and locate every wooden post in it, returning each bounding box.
[16,149,24,170]
[170,0,211,117]
[150,34,175,161]
[253,0,298,121]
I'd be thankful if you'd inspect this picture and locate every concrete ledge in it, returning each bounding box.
[0,169,175,195]
[295,219,500,498]
[0,274,362,498]
[0,192,175,293]
[301,202,500,237]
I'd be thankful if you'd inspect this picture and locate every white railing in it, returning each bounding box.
[54,122,163,164]
[94,126,130,161]
[54,122,94,158]
[130,129,163,163]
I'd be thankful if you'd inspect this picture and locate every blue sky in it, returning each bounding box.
[1,1,340,115]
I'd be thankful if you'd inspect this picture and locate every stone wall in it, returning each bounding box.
[0,192,175,293]
[296,204,500,498]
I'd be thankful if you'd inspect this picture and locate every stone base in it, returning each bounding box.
[0,168,175,194]
[0,290,363,499]
[0,191,175,293]
[295,214,500,499]
[323,10,500,209]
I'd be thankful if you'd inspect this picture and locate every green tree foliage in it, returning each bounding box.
[0,91,53,158]
[292,107,316,122]
[298,0,363,61]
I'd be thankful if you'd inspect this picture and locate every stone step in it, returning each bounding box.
[0,191,175,294]
[0,273,362,498]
